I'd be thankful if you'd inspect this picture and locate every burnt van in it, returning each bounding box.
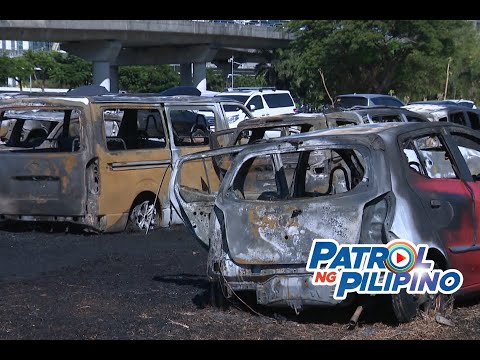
[0,93,252,232]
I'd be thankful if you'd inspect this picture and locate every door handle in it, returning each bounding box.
[430,199,441,208]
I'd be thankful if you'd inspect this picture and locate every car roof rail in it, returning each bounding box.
[228,86,277,92]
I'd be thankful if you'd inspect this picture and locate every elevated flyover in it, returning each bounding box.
[0,20,294,91]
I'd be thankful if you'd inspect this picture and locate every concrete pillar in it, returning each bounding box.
[93,62,111,91]
[61,40,122,92]
[110,65,119,93]
[193,62,207,92]
[180,63,192,86]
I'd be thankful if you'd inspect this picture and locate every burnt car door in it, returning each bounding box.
[444,128,480,289]
[171,146,245,247]
[209,128,237,149]
[400,128,478,287]
[211,141,386,265]
[95,105,172,232]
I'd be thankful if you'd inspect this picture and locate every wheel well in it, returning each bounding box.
[426,248,447,270]
[129,191,161,216]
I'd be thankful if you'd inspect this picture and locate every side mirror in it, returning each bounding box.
[249,104,256,111]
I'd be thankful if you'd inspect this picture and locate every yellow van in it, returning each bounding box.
[0,93,252,232]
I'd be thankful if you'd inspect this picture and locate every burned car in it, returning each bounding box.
[172,122,480,322]
[404,103,480,130]
[0,93,251,232]
[209,113,333,149]
[325,106,429,126]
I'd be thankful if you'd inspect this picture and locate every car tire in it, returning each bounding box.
[391,289,419,323]
[391,260,454,323]
[127,199,160,233]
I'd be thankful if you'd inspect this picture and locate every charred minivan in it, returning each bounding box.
[0,93,252,232]
[172,122,480,322]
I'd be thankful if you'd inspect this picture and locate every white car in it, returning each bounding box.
[215,87,296,127]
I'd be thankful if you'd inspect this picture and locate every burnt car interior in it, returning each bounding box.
[451,132,480,180]
[169,109,210,146]
[210,122,317,150]
[403,135,459,179]
[104,108,167,151]
[229,148,366,201]
[0,108,81,152]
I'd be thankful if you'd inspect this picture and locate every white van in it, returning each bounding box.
[215,87,296,127]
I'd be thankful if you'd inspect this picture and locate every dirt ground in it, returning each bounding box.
[0,223,479,340]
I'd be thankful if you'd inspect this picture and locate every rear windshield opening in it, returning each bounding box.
[231,148,367,201]
[0,108,82,152]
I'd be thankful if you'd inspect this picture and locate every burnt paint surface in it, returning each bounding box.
[408,154,479,288]
[215,141,386,266]
[0,100,90,218]
[0,152,87,216]
[222,198,373,265]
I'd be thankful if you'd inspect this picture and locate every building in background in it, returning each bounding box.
[0,40,53,57]
[0,40,56,87]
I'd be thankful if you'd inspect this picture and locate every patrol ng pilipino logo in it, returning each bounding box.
[306,239,463,300]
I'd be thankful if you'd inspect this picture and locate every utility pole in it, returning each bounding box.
[444,57,452,100]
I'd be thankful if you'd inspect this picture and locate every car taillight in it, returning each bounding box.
[360,193,394,245]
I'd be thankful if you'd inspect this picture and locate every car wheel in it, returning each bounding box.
[391,289,420,323]
[128,199,160,232]
[391,260,454,323]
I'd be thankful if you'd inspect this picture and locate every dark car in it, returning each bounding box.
[172,122,480,323]
[333,93,405,110]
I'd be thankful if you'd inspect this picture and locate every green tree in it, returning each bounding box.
[10,56,34,91]
[277,20,480,108]
[443,25,480,101]
[233,74,267,88]
[50,52,92,89]
[0,53,12,85]
[23,49,56,91]
[119,65,179,93]
[206,69,225,92]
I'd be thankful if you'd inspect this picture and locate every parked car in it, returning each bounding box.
[325,106,429,125]
[333,93,405,110]
[172,122,480,322]
[409,99,477,109]
[404,103,480,130]
[0,93,251,232]
[214,87,296,127]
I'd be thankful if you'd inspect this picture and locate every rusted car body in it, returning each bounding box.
[172,122,480,320]
[0,93,252,232]
[209,113,335,149]
[325,106,429,125]
[404,103,480,130]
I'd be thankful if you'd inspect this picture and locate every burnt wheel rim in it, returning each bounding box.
[131,200,157,231]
